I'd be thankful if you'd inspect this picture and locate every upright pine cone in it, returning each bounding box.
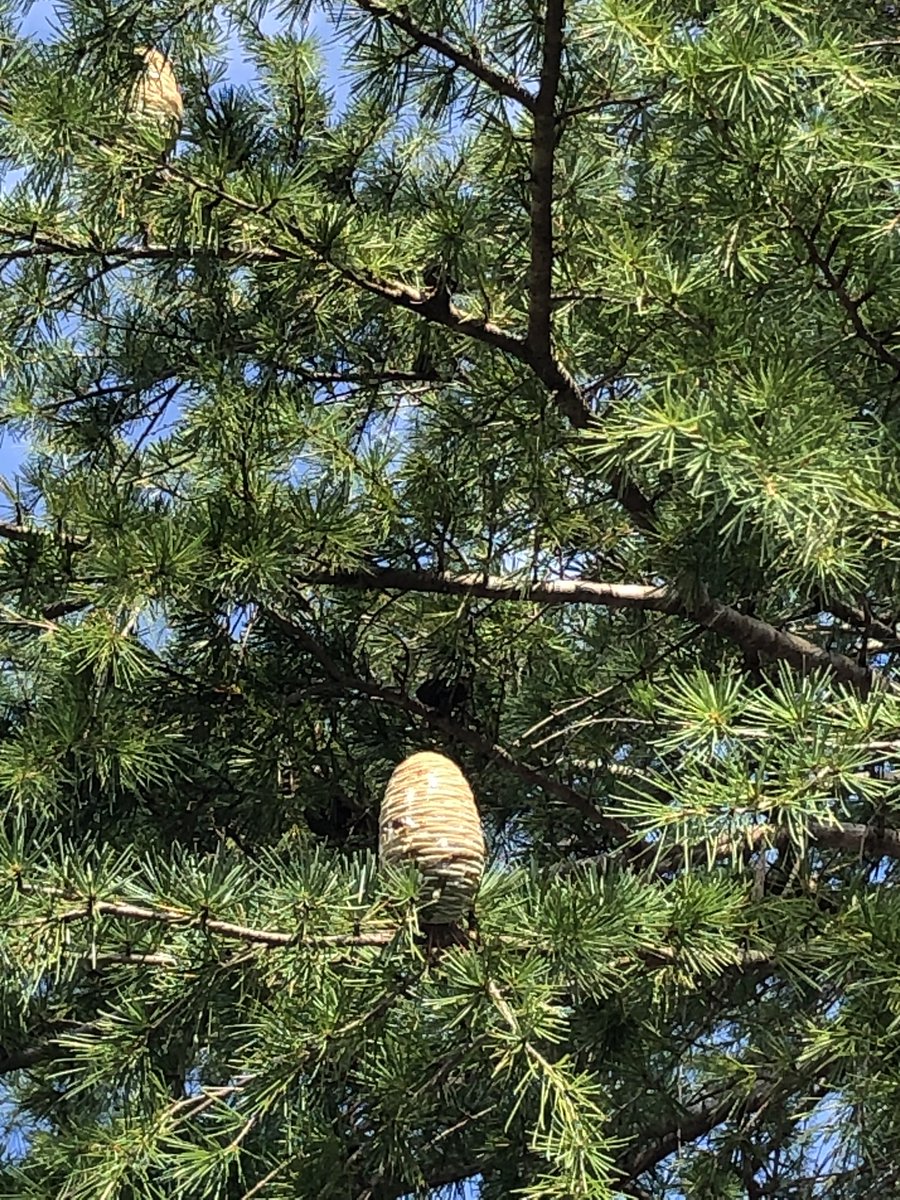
[379,752,485,925]
[129,47,183,152]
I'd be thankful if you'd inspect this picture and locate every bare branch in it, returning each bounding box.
[809,820,900,860]
[363,1158,496,1200]
[560,93,658,120]
[352,0,536,110]
[0,1022,95,1075]
[40,597,92,620]
[0,516,88,550]
[298,566,680,611]
[617,1079,776,1182]
[527,0,565,358]
[294,567,874,694]
[713,817,900,865]
[820,596,898,647]
[0,519,44,543]
[90,951,180,967]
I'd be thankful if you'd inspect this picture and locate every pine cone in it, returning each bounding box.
[379,751,485,925]
[129,47,183,153]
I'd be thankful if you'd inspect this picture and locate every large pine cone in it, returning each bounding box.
[379,751,485,924]
[129,47,183,150]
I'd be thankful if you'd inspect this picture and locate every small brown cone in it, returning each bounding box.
[379,751,485,925]
[129,47,183,152]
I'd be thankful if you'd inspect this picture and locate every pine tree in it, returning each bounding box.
[2,0,900,1194]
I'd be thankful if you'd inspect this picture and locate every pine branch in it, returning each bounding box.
[0,516,88,551]
[2,887,777,1087]
[0,224,284,268]
[1,192,658,530]
[352,0,537,110]
[3,217,526,399]
[293,567,874,693]
[527,0,565,359]
[261,608,899,860]
[616,1077,826,1184]
[19,882,786,965]
[782,211,900,375]
[26,889,396,950]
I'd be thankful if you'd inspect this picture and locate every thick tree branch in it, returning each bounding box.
[695,592,873,693]
[527,0,565,358]
[709,817,900,865]
[809,820,900,860]
[298,567,680,611]
[352,0,536,110]
[293,567,874,694]
[616,1079,778,1182]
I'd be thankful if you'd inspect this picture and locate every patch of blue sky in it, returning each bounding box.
[0,1096,45,1161]
[0,428,29,487]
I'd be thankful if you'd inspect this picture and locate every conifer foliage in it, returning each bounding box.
[2,0,900,1195]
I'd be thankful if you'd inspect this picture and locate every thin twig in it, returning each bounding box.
[353,0,536,110]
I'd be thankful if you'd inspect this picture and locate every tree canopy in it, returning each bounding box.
[2,0,900,1195]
